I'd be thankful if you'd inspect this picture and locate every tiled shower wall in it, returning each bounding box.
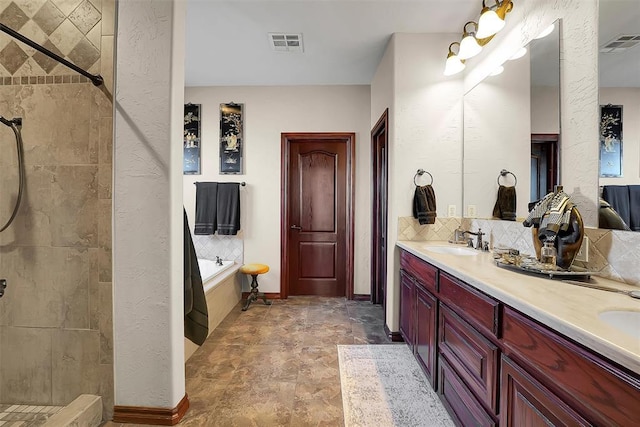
[0,0,114,419]
[398,217,640,286]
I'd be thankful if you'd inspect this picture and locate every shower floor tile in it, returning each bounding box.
[0,405,64,426]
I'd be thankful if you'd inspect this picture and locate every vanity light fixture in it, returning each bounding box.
[458,21,483,60]
[476,0,514,39]
[444,42,466,76]
[534,23,555,40]
[509,47,527,60]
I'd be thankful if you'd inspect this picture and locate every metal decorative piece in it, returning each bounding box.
[599,104,623,177]
[184,104,201,175]
[220,103,243,174]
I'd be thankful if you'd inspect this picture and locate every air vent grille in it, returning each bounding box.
[600,34,640,53]
[268,33,304,52]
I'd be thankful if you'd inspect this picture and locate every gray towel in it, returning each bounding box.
[217,183,241,235]
[194,182,218,235]
[184,209,208,345]
[629,185,640,231]
[413,185,437,225]
[492,185,517,221]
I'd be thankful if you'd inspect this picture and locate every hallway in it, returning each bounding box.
[105,297,391,426]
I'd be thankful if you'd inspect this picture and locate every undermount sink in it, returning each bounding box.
[598,310,640,339]
[423,246,479,256]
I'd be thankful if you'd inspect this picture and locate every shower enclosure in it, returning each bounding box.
[0,0,115,422]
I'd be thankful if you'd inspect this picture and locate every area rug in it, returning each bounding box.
[338,344,454,427]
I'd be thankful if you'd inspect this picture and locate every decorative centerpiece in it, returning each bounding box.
[523,186,584,270]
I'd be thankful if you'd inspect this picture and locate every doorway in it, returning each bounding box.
[371,110,388,307]
[281,132,355,298]
[531,133,559,201]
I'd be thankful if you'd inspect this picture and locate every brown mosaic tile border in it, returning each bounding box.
[0,74,91,85]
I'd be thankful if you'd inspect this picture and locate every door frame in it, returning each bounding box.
[371,109,388,306]
[280,132,355,299]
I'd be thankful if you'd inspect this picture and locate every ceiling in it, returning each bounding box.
[184,0,640,88]
[184,0,479,86]
[599,0,640,88]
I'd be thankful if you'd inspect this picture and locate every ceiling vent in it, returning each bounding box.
[268,33,304,52]
[600,34,640,53]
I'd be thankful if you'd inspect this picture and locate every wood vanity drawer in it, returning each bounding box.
[439,303,499,413]
[439,272,500,338]
[438,355,497,427]
[502,307,640,426]
[400,249,438,293]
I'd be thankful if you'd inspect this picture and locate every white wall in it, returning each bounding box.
[183,86,372,295]
[599,88,640,185]
[464,53,531,219]
[374,33,464,331]
[464,0,599,227]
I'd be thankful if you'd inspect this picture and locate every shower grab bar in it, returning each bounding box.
[0,23,104,87]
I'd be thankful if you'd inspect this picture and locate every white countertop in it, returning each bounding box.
[397,240,640,375]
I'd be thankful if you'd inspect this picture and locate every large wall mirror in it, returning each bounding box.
[598,0,640,231]
[463,21,560,220]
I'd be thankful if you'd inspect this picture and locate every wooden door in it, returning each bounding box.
[371,109,388,306]
[281,133,354,298]
[415,283,437,387]
[530,134,559,201]
[399,270,415,347]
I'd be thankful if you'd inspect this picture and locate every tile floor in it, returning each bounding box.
[103,296,391,426]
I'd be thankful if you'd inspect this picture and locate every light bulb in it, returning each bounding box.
[458,34,482,60]
[534,23,555,39]
[509,47,527,60]
[476,9,505,39]
[444,54,466,76]
[490,65,504,76]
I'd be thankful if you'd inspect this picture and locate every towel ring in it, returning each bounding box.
[414,169,433,186]
[497,169,517,186]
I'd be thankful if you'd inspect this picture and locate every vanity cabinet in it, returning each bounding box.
[502,307,640,426]
[399,250,438,386]
[397,247,640,427]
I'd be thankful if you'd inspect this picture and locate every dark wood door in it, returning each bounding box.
[415,283,437,387]
[371,109,388,306]
[399,270,415,346]
[530,134,558,201]
[281,133,354,297]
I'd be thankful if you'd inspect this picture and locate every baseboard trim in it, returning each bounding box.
[242,292,281,299]
[352,294,371,301]
[113,394,189,425]
[385,323,404,342]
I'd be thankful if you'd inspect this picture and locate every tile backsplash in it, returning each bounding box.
[193,233,244,265]
[398,217,640,287]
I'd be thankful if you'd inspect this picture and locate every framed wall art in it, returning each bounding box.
[220,103,243,174]
[599,104,623,177]
[183,103,201,175]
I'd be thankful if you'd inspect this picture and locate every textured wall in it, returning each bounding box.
[113,0,186,409]
[0,0,114,418]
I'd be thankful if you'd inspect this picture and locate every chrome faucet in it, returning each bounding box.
[215,256,223,266]
[455,228,486,250]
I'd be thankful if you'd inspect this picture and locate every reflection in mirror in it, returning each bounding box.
[598,0,640,231]
[463,21,560,220]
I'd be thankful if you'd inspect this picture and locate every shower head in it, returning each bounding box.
[0,116,22,127]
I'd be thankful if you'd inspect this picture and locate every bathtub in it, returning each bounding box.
[198,258,235,291]
[185,258,242,361]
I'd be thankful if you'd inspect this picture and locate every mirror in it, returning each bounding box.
[598,0,640,231]
[463,22,560,220]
